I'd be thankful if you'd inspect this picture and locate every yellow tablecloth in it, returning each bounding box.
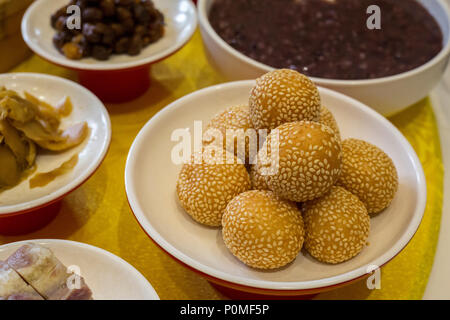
[0,30,444,300]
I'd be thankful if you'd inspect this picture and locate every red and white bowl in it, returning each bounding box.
[22,0,197,103]
[0,239,159,300]
[125,81,426,296]
[198,0,450,115]
[0,73,111,235]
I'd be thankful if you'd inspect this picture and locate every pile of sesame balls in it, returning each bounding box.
[177,69,398,270]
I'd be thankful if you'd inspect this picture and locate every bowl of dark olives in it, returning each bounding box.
[22,0,197,103]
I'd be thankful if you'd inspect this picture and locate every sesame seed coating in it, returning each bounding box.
[222,190,305,269]
[176,152,251,227]
[303,186,370,264]
[318,106,341,141]
[257,121,341,202]
[249,164,270,190]
[337,138,398,214]
[207,105,252,131]
[249,69,321,131]
[203,105,257,164]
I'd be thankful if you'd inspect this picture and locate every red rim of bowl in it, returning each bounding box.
[126,195,422,296]
[0,142,111,219]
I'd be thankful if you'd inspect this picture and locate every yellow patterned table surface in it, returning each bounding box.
[0,30,444,300]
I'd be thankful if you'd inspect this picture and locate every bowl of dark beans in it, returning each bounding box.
[51,0,166,61]
[198,0,450,115]
[22,0,197,103]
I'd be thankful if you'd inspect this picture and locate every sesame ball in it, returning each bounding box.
[176,152,251,227]
[249,164,269,190]
[338,138,398,214]
[222,190,305,269]
[257,121,341,202]
[303,186,370,264]
[319,106,341,140]
[203,105,258,163]
[249,69,321,131]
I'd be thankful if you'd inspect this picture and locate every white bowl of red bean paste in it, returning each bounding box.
[199,0,450,115]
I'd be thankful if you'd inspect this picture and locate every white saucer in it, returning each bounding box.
[0,239,159,300]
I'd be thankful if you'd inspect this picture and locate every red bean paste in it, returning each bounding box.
[209,0,443,80]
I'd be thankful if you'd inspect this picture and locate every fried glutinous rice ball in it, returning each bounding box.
[256,121,341,202]
[203,105,258,163]
[338,138,398,214]
[176,152,251,227]
[249,164,269,191]
[303,186,370,264]
[249,69,321,131]
[319,106,340,140]
[222,190,305,269]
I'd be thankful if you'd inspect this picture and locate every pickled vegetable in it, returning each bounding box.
[30,155,78,189]
[0,87,88,190]
[0,145,21,187]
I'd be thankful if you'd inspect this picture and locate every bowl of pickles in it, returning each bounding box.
[0,73,111,235]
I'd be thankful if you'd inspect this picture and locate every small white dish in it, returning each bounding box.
[198,0,450,115]
[0,73,111,215]
[22,0,198,71]
[0,239,159,300]
[125,80,426,294]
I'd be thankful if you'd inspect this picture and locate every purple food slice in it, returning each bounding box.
[6,243,93,300]
[0,261,43,300]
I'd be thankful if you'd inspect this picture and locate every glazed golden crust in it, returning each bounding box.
[249,69,321,130]
[222,190,304,269]
[338,138,398,214]
[177,152,251,227]
[303,186,370,264]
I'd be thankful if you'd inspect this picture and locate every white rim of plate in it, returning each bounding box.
[0,73,112,215]
[0,239,160,300]
[21,0,198,71]
[125,80,427,291]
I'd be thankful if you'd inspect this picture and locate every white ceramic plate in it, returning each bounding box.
[0,73,111,215]
[22,0,197,71]
[125,81,427,292]
[0,239,159,300]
